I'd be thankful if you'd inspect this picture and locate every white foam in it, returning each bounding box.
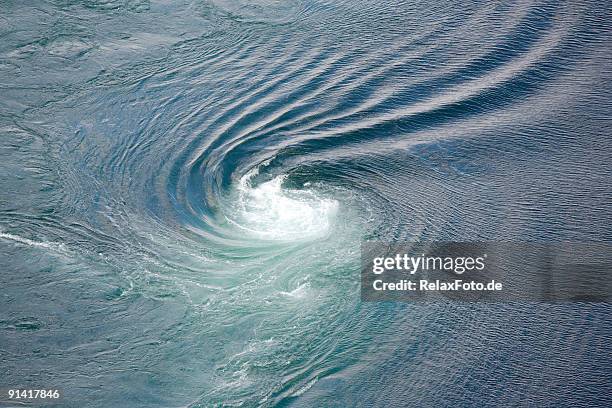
[0,231,65,251]
[227,170,338,241]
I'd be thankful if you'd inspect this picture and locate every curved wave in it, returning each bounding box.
[1,0,610,406]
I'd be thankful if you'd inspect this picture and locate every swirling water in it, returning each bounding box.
[0,0,611,407]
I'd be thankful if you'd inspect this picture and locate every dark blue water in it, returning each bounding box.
[1,0,611,407]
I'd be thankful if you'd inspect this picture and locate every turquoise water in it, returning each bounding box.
[1,0,611,406]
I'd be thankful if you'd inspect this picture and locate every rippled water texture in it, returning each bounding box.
[1,1,611,407]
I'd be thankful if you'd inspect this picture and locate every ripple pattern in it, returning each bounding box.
[1,0,611,407]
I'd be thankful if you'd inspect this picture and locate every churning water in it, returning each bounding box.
[1,0,611,407]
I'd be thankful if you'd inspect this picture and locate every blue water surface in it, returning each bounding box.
[1,0,611,407]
